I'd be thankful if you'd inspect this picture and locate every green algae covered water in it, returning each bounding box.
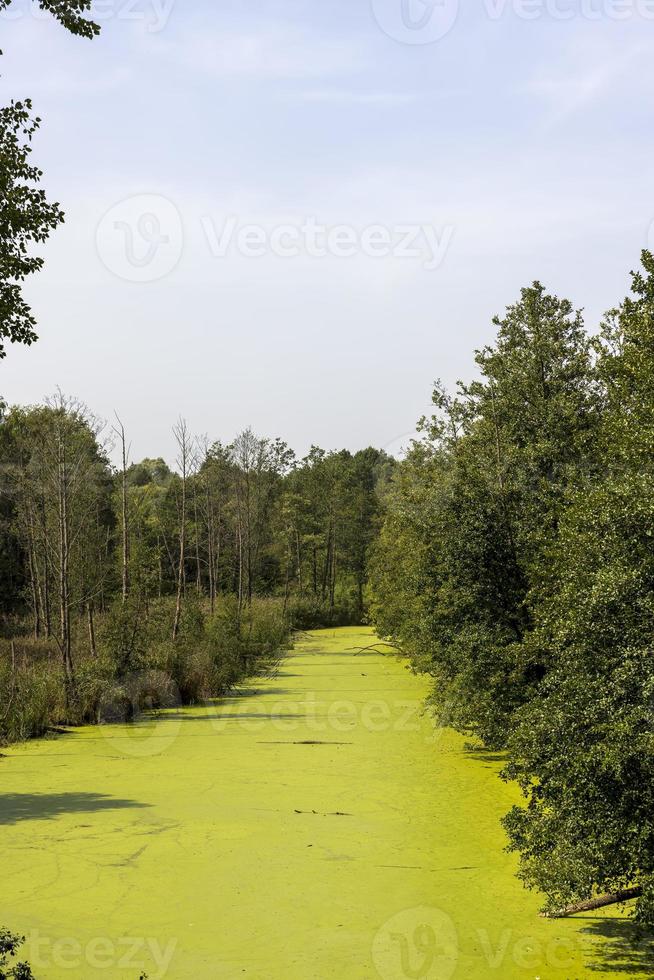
[1,627,651,979]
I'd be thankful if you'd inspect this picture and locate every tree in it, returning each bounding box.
[4,396,113,689]
[371,285,600,745]
[504,252,654,925]
[172,418,194,640]
[0,0,98,38]
[0,927,35,979]
[0,0,99,357]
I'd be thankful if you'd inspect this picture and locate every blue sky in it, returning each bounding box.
[1,0,652,463]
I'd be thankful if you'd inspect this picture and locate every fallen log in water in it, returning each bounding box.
[541,886,642,918]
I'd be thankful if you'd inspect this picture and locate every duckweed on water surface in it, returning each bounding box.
[1,628,651,979]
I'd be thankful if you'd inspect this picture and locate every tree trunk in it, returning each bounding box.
[172,418,191,640]
[57,429,74,692]
[26,529,40,639]
[40,495,51,637]
[87,601,97,658]
[118,418,130,604]
[542,887,642,918]
[193,482,202,596]
[295,526,302,593]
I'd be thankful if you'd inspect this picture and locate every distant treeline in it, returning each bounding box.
[370,251,654,927]
[0,406,391,742]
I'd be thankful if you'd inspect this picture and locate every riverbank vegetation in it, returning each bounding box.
[0,404,389,744]
[370,250,654,928]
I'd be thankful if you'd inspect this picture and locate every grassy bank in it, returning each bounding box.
[0,596,291,746]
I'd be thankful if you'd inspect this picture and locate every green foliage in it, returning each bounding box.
[0,0,99,358]
[0,0,99,38]
[0,101,64,357]
[370,252,654,926]
[0,643,66,742]
[0,928,35,979]
[502,253,654,925]
[0,596,291,744]
[285,595,360,630]
[371,281,598,745]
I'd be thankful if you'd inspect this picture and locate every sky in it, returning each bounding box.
[1,0,653,465]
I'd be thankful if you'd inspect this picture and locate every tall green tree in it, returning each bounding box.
[0,0,98,356]
[504,252,654,924]
[372,284,599,744]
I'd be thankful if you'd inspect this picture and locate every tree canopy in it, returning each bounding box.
[370,251,654,926]
[0,0,99,357]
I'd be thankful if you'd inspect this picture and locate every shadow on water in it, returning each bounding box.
[214,687,296,702]
[0,792,150,826]
[462,746,508,766]
[156,711,321,723]
[582,918,654,975]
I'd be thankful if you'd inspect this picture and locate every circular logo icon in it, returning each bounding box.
[96,194,183,282]
[371,0,459,44]
[372,905,459,980]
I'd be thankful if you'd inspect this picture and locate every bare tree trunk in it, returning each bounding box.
[87,601,97,658]
[57,426,74,691]
[193,481,202,596]
[39,495,51,637]
[542,887,642,918]
[295,526,302,593]
[214,511,222,612]
[114,415,130,604]
[172,418,191,640]
[237,519,244,618]
[205,478,216,615]
[26,524,40,639]
[157,534,163,598]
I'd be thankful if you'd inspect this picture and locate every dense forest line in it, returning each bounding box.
[370,250,654,928]
[0,404,391,742]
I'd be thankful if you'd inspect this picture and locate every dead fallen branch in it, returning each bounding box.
[541,886,642,918]
[348,642,401,655]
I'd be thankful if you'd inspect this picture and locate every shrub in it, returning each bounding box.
[1,595,292,746]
